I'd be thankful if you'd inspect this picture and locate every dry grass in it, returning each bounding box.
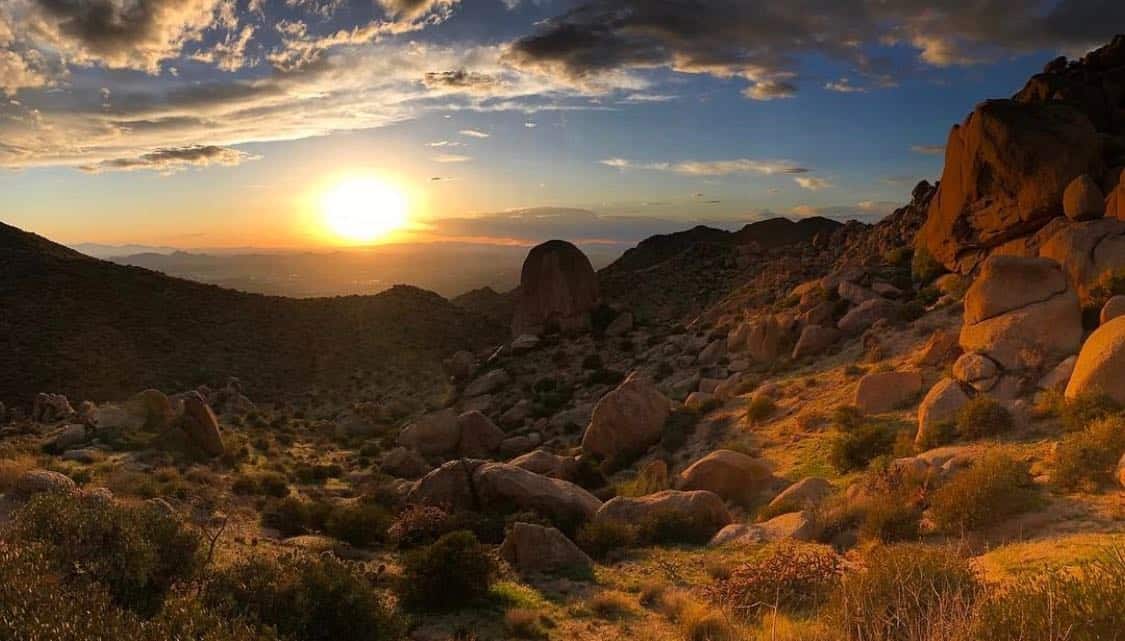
[587,590,636,620]
[504,608,547,639]
[0,455,37,493]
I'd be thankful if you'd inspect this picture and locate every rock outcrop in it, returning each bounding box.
[919,100,1103,272]
[1066,316,1125,405]
[473,462,602,528]
[594,490,731,538]
[678,450,773,504]
[960,256,1082,371]
[499,522,593,576]
[581,373,669,463]
[511,240,600,337]
[853,371,923,413]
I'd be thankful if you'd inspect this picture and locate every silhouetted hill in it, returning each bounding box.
[730,216,841,248]
[0,221,505,406]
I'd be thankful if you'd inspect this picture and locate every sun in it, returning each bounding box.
[320,176,409,243]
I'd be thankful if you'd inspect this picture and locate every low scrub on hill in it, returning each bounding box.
[1053,416,1125,492]
[929,452,1038,534]
[398,530,496,611]
[708,544,841,621]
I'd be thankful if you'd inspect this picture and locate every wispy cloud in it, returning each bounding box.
[79,145,259,174]
[601,157,809,176]
[794,176,833,191]
[459,128,490,138]
[824,78,867,93]
[433,153,473,163]
[910,144,945,155]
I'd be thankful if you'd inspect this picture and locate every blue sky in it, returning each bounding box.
[1,0,1123,248]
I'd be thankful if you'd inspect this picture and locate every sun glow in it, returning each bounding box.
[320,176,409,243]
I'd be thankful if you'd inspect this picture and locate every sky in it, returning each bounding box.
[1,0,1124,249]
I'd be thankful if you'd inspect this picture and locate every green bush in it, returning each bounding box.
[576,519,637,560]
[636,510,718,545]
[1061,393,1121,433]
[929,452,1037,534]
[911,246,944,284]
[205,553,402,641]
[832,405,866,431]
[708,544,840,620]
[973,547,1125,641]
[398,531,495,611]
[829,544,978,641]
[233,471,290,497]
[13,493,201,617]
[262,497,312,537]
[1053,416,1125,492]
[0,543,273,641]
[829,423,898,472]
[956,396,1013,440]
[859,494,921,543]
[746,395,776,425]
[325,503,393,547]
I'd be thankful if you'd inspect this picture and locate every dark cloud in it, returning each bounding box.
[505,0,1125,100]
[79,144,256,173]
[423,69,498,92]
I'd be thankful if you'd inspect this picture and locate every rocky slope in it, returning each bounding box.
[0,221,505,406]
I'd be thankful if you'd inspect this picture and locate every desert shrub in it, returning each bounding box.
[746,395,776,425]
[916,419,957,450]
[587,591,635,620]
[204,553,402,641]
[973,547,1125,641]
[398,530,495,611]
[829,544,978,641]
[662,408,701,451]
[325,503,393,547]
[388,504,451,548]
[262,496,312,536]
[897,300,926,323]
[233,471,290,497]
[955,396,1013,440]
[0,454,36,493]
[576,519,637,559]
[1061,393,1121,432]
[915,285,941,307]
[505,608,548,639]
[911,246,944,284]
[883,246,912,267]
[829,423,899,472]
[831,405,866,431]
[636,510,718,545]
[0,543,274,641]
[616,462,670,498]
[929,452,1037,534]
[859,493,921,544]
[13,492,201,617]
[1053,416,1125,491]
[677,600,737,641]
[708,544,841,620]
[581,353,604,370]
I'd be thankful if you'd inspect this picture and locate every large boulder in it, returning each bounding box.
[853,371,923,413]
[952,352,1000,392]
[918,99,1103,272]
[678,449,774,504]
[1103,296,1125,325]
[463,368,512,398]
[511,240,600,336]
[594,490,731,539]
[499,522,593,576]
[380,447,432,479]
[397,408,461,457]
[180,392,225,457]
[916,378,971,447]
[581,373,669,462]
[473,462,602,528]
[1037,219,1125,303]
[13,469,76,499]
[407,459,486,511]
[1065,316,1125,406]
[960,256,1082,371]
[838,299,899,335]
[766,477,833,516]
[1063,174,1105,220]
[32,393,75,423]
[745,316,787,362]
[509,449,578,480]
[792,325,839,360]
[456,411,505,458]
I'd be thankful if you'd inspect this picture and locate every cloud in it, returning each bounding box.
[433,153,472,162]
[376,0,459,21]
[423,69,498,92]
[910,144,945,155]
[427,140,462,147]
[825,78,867,93]
[602,157,809,177]
[78,144,257,173]
[792,200,897,222]
[504,0,1125,100]
[524,121,536,127]
[794,176,833,191]
[459,128,490,138]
